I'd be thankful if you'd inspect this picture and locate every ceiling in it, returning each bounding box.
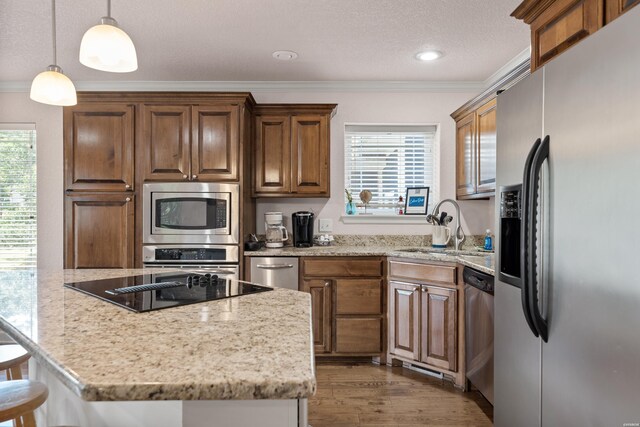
[0,0,529,84]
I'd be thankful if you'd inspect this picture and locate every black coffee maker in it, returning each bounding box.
[292,211,315,247]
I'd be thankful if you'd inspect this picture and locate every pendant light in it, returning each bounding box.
[79,0,137,73]
[30,0,77,106]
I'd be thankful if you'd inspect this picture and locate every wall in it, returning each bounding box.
[0,89,496,267]
[252,91,495,236]
[0,92,63,268]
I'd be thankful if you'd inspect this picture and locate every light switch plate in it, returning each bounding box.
[318,218,333,232]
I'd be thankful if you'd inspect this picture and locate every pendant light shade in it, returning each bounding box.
[30,0,77,106]
[79,3,138,73]
[30,65,77,106]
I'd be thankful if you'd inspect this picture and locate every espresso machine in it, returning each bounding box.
[264,212,288,248]
[292,211,314,248]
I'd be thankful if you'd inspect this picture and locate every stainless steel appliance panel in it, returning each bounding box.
[142,245,239,265]
[250,257,299,291]
[494,70,544,427]
[541,10,640,426]
[464,267,494,405]
[143,182,239,245]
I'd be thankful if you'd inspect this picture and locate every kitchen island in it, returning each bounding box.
[0,269,314,427]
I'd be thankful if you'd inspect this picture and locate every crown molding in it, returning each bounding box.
[0,79,484,94]
[483,47,531,89]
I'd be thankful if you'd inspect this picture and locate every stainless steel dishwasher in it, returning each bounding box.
[249,257,299,290]
[464,266,494,405]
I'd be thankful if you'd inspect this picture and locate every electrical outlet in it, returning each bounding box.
[318,218,333,232]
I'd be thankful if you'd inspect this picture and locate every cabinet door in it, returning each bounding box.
[420,286,457,371]
[389,281,420,360]
[64,104,134,191]
[456,111,476,198]
[254,115,291,194]
[335,318,382,354]
[141,105,191,181]
[476,98,496,195]
[606,0,640,22]
[65,193,134,269]
[335,279,382,315]
[530,0,603,70]
[301,279,332,354]
[291,115,329,196]
[192,105,239,181]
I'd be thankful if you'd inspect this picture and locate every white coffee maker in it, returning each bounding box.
[264,212,289,248]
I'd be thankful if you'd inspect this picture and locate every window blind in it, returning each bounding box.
[345,125,436,213]
[0,127,37,269]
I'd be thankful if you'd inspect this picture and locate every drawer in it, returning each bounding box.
[335,318,382,353]
[388,260,456,286]
[335,279,382,315]
[302,257,383,277]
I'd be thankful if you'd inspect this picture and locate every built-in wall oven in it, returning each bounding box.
[143,182,239,245]
[142,245,239,281]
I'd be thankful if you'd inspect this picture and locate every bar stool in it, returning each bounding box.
[0,380,48,427]
[0,345,30,381]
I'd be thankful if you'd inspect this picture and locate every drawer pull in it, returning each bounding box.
[256,264,294,269]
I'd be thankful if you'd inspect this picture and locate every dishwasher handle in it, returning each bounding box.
[463,266,494,294]
[255,264,295,269]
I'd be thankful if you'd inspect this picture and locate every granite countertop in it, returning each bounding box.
[245,246,495,276]
[0,269,314,402]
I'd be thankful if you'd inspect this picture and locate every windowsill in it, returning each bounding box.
[340,215,428,225]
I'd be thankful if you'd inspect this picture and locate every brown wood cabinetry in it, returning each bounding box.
[301,257,385,357]
[141,104,239,182]
[513,0,638,70]
[64,104,134,192]
[64,193,134,268]
[253,105,335,197]
[453,98,497,199]
[387,258,465,388]
[301,279,332,354]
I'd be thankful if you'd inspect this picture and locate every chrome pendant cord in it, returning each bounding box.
[51,0,56,65]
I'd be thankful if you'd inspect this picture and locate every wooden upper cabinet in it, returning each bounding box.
[291,115,329,195]
[254,115,291,194]
[606,0,640,22]
[389,281,420,361]
[64,104,134,191]
[65,193,134,269]
[420,286,457,371]
[192,105,239,181]
[252,104,335,198]
[141,105,191,181]
[476,98,497,194]
[512,0,604,71]
[301,279,332,354]
[456,111,476,198]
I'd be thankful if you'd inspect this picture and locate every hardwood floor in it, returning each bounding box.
[309,361,493,427]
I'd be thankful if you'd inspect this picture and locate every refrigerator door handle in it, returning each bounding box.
[520,138,541,338]
[527,135,550,342]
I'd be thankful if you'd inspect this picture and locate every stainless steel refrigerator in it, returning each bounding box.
[494,7,640,427]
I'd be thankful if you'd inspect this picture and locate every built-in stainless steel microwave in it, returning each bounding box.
[143,182,239,245]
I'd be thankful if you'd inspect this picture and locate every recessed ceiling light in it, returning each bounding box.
[272,50,298,61]
[416,50,443,61]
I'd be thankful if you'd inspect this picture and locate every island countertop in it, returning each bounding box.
[0,269,315,402]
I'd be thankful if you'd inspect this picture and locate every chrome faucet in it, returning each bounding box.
[431,199,466,251]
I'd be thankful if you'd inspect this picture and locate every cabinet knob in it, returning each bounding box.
[324,281,330,287]
[125,197,131,202]
[125,184,131,189]
[192,174,197,180]
[183,174,188,179]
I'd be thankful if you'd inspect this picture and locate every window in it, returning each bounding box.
[0,125,37,269]
[344,124,437,215]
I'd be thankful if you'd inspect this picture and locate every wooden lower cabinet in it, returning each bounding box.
[388,282,420,360]
[420,286,457,371]
[301,257,385,357]
[301,279,332,354]
[387,259,464,388]
[65,193,134,269]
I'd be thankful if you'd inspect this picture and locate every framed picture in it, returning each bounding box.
[404,187,430,215]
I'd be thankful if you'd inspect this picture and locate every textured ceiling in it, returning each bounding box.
[0,0,529,83]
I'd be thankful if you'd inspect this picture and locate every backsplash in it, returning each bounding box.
[255,234,487,250]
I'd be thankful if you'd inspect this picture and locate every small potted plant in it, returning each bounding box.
[345,189,357,215]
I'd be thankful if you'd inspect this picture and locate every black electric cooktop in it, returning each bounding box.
[64,272,272,313]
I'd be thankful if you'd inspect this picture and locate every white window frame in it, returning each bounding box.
[342,123,440,224]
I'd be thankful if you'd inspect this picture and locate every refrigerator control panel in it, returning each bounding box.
[500,185,521,219]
